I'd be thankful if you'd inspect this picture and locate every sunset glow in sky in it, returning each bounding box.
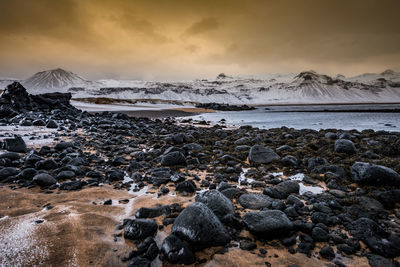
[0,0,399,80]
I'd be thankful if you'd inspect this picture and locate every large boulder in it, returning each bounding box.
[171,202,230,249]
[149,168,173,186]
[307,157,328,171]
[376,190,400,209]
[161,151,186,166]
[1,82,30,109]
[17,168,37,180]
[0,152,22,161]
[176,180,196,194]
[334,139,357,155]
[32,173,57,186]
[243,210,292,237]
[0,167,19,180]
[282,155,298,167]
[136,206,171,218]
[248,145,280,164]
[54,142,75,151]
[124,219,158,241]
[311,165,346,178]
[239,193,272,210]
[195,190,234,220]
[351,162,400,186]
[2,136,27,153]
[263,180,300,199]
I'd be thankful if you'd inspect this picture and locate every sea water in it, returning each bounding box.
[184,104,400,131]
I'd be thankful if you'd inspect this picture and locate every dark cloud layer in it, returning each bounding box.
[0,0,399,80]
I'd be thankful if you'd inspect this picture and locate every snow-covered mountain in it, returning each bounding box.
[71,70,400,104]
[22,68,99,92]
[2,68,400,104]
[346,69,400,84]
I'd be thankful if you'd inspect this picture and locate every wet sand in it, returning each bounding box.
[0,184,372,267]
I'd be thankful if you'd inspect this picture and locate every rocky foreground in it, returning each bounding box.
[0,82,400,267]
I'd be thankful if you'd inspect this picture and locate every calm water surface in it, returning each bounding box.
[183,104,400,131]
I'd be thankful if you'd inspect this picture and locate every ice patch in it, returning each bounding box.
[123,172,133,184]
[238,168,256,186]
[0,217,48,266]
[289,173,324,195]
[270,172,284,177]
[289,173,305,181]
[129,185,149,196]
[299,184,324,195]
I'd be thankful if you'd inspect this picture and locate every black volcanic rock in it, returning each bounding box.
[0,167,19,180]
[242,210,292,237]
[195,102,255,111]
[348,217,400,258]
[0,82,78,116]
[249,145,280,164]
[32,173,57,186]
[161,234,195,265]
[161,151,186,166]
[171,202,230,249]
[195,190,234,220]
[124,219,158,241]
[1,82,30,109]
[136,206,171,218]
[334,139,357,155]
[239,193,272,210]
[2,135,27,153]
[351,162,400,186]
[46,119,58,129]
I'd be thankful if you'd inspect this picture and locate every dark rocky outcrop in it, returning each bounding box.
[195,102,255,111]
[242,210,292,238]
[171,202,230,249]
[351,162,400,186]
[239,193,272,210]
[32,173,57,186]
[124,219,158,241]
[248,145,280,164]
[195,190,234,220]
[0,82,78,116]
[2,136,27,153]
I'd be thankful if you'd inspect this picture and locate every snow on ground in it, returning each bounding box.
[0,213,49,267]
[287,173,325,195]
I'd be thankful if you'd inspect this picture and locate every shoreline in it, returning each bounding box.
[89,107,215,119]
[91,109,199,119]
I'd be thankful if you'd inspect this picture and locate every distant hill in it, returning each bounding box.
[23,68,91,91]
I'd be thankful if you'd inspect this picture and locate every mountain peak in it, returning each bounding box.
[23,68,87,90]
[381,69,396,76]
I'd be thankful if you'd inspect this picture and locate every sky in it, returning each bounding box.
[0,0,399,80]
